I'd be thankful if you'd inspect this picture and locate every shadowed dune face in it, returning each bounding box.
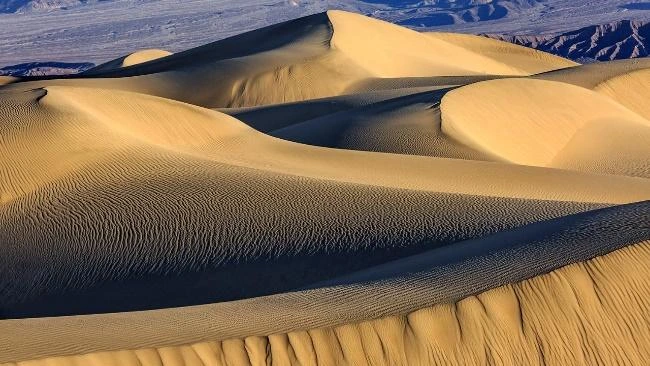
[1,9,650,366]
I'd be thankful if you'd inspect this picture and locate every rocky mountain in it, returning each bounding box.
[488,20,650,61]
[0,61,94,76]
[359,0,544,27]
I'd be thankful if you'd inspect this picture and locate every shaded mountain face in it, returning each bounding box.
[0,61,94,76]
[360,0,544,27]
[488,20,650,61]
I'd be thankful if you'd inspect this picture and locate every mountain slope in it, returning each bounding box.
[489,20,650,61]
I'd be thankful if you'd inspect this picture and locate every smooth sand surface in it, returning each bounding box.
[425,32,578,75]
[595,68,650,120]
[535,57,650,88]
[1,10,649,366]
[0,76,18,85]
[87,49,174,73]
[441,78,650,173]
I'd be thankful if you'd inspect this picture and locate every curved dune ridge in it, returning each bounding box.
[86,49,174,73]
[1,10,650,366]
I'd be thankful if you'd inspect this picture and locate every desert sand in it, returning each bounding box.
[0,76,18,85]
[87,49,174,73]
[1,10,649,366]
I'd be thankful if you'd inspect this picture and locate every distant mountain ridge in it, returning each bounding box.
[0,61,94,76]
[0,0,106,13]
[487,20,650,62]
[362,0,545,27]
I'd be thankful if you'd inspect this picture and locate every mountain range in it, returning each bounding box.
[488,20,650,62]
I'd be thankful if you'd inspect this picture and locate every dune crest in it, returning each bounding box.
[122,49,173,67]
[5,241,650,366]
[1,202,649,364]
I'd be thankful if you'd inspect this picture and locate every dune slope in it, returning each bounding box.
[1,202,649,364]
[7,85,646,319]
[426,32,578,74]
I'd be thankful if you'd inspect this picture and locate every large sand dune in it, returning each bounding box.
[4,11,575,109]
[1,10,649,366]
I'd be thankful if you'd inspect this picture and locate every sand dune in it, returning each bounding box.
[4,10,576,108]
[1,10,649,366]
[0,76,17,85]
[425,32,578,74]
[1,202,649,364]
[441,78,650,175]
[267,89,497,160]
[86,49,173,73]
[6,85,645,319]
[595,68,650,120]
[535,57,650,88]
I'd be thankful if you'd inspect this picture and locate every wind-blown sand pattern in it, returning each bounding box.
[1,10,649,366]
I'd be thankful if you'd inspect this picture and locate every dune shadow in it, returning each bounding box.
[620,2,650,10]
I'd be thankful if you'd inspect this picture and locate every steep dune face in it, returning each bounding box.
[327,10,537,77]
[268,89,498,161]
[1,10,650,366]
